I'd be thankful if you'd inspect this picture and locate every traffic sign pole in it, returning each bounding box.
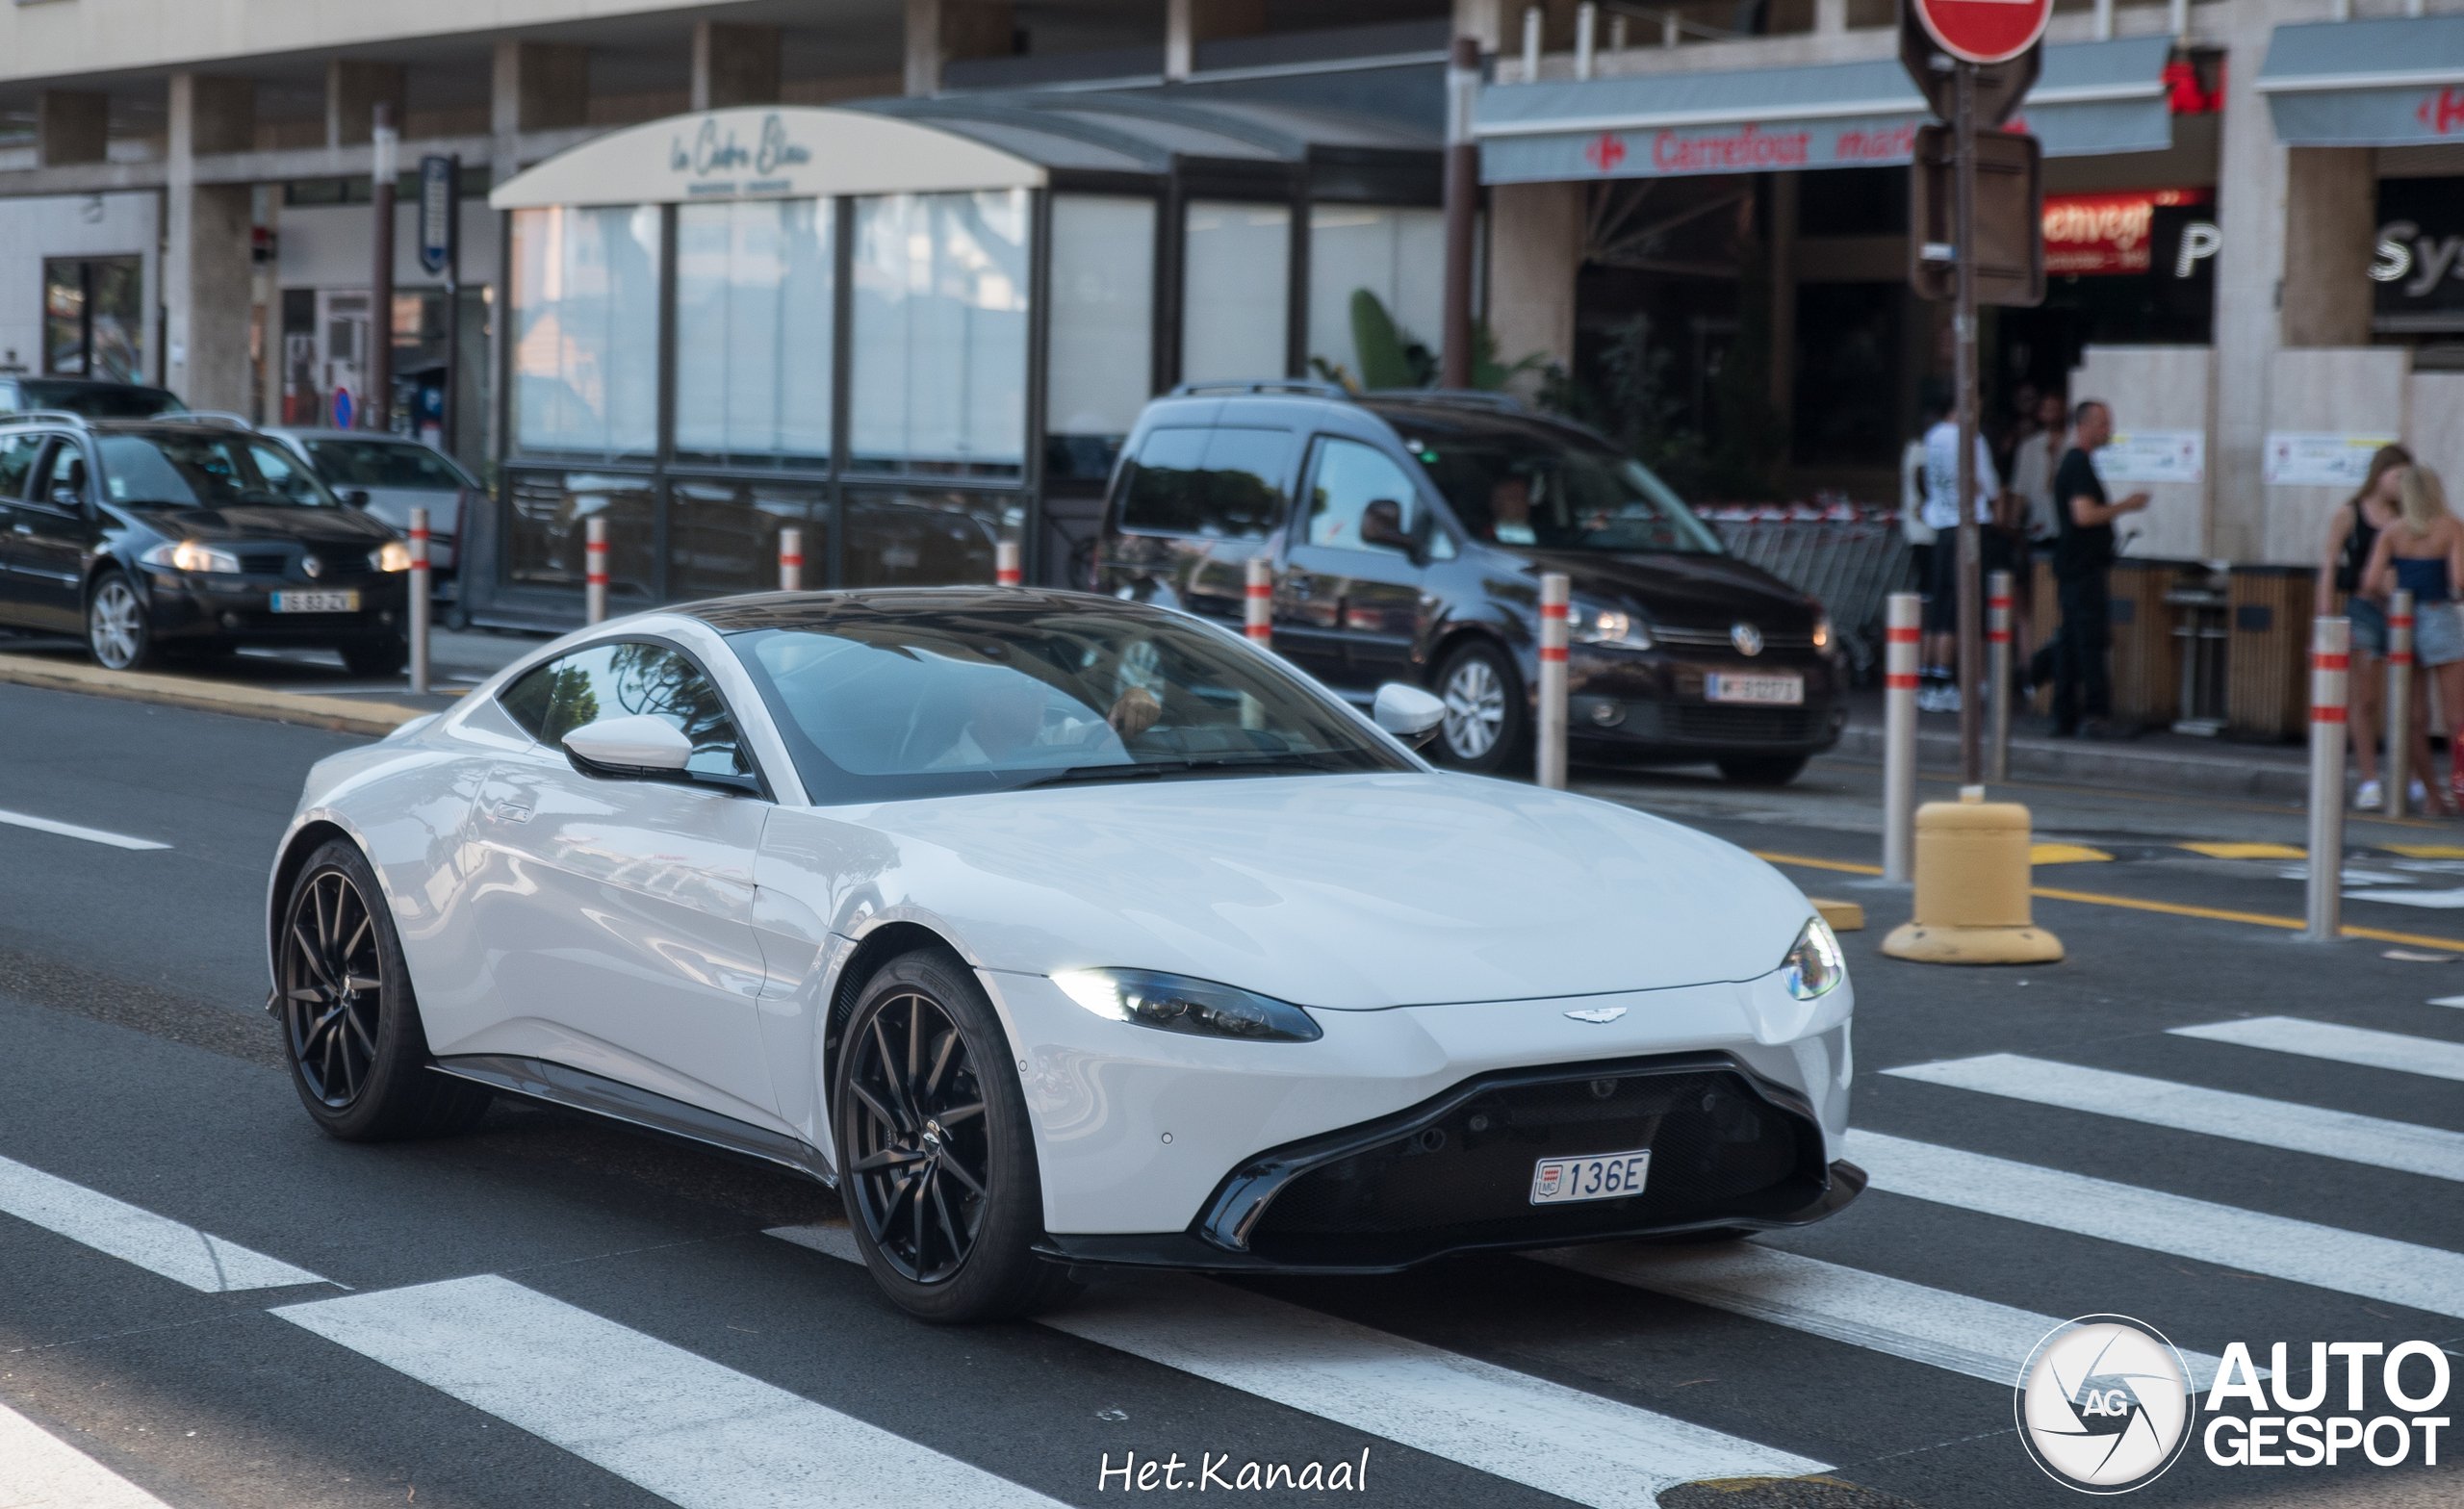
[1954,59,1983,787]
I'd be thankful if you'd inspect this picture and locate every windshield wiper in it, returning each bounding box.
[1020,752,1352,789]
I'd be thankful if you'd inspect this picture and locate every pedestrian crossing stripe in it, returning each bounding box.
[768,1223,1828,1506]
[0,1153,325,1292]
[1884,1053,2464,1183]
[2170,1015,2464,1084]
[0,1400,178,1509]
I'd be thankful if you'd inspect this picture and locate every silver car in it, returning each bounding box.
[257,428,479,587]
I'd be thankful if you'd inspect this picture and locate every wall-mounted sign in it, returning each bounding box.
[2264,432,2401,488]
[2094,430,2205,485]
[2374,177,2464,332]
[2041,188,2212,275]
[417,156,454,275]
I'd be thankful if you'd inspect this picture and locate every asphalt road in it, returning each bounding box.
[3,683,2460,1509]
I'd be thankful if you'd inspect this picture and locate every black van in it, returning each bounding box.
[1096,383,1846,782]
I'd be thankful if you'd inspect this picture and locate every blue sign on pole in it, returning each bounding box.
[332,387,353,430]
[418,156,453,275]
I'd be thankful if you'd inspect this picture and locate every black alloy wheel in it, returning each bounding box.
[276,839,492,1140]
[834,947,1080,1322]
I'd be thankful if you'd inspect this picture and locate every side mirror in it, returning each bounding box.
[1373,682,1447,749]
[51,486,81,511]
[562,714,692,778]
[346,489,372,508]
[1360,499,1415,553]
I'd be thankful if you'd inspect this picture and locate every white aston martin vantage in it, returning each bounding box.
[268,588,1860,1321]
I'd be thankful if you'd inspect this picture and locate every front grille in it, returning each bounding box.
[306,551,376,579]
[1244,1066,1816,1262]
[1655,625,1816,652]
[237,550,289,576]
[1612,703,1824,743]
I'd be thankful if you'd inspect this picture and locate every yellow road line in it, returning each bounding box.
[1750,851,2464,954]
[2177,841,2306,859]
[2029,843,2113,864]
[2382,844,2464,859]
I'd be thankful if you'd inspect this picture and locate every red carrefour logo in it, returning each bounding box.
[2423,89,2464,136]
[1912,0,2052,64]
[1584,132,1628,172]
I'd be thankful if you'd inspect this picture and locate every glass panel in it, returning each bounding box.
[42,260,84,376]
[500,640,750,779]
[668,475,829,600]
[1047,194,1156,481]
[1116,427,1292,539]
[675,198,834,466]
[503,469,657,601]
[0,433,42,500]
[509,206,663,460]
[1306,207,1444,390]
[1303,438,1421,553]
[1182,201,1289,385]
[850,191,1030,475]
[91,257,145,380]
[843,489,1017,588]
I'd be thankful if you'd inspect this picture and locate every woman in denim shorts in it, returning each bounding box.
[2322,447,2412,808]
[2364,465,2463,815]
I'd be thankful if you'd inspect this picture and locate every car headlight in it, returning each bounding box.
[1812,615,1833,651]
[1569,599,1654,650]
[1780,916,1846,1000]
[372,541,414,573]
[140,540,242,575]
[1053,967,1322,1043]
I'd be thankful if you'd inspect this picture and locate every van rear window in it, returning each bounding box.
[1116,427,1291,539]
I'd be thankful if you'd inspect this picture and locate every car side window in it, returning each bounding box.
[500,640,753,780]
[1303,438,1420,555]
[0,433,44,501]
[42,439,87,507]
[1116,426,1292,540]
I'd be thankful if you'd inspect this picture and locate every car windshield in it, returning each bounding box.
[302,438,473,490]
[1407,430,1724,554]
[728,602,1414,803]
[18,380,186,419]
[97,432,341,509]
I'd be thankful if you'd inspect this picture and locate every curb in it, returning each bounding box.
[0,652,428,737]
[1832,724,2308,802]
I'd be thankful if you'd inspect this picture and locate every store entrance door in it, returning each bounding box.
[317,291,372,428]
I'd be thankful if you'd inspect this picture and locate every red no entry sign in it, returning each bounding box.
[1910,0,2051,64]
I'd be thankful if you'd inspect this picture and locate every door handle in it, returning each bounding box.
[483,798,533,824]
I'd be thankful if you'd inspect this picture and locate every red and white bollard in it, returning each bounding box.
[584,515,608,626]
[1245,556,1271,643]
[1987,570,2012,784]
[2306,615,2349,942]
[779,527,804,593]
[2387,589,2414,820]
[996,540,1022,587]
[1537,572,1569,790]
[407,505,430,696]
[1884,591,1921,883]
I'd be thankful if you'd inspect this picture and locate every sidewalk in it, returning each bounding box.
[1830,686,2315,802]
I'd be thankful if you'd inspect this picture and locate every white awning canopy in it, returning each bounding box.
[2257,15,2464,147]
[488,105,1047,210]
[1475,36,2173,183]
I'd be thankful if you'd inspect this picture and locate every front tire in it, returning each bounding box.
[1431,639,1527,776]
[276,839,491,1140]
[342,636,409,677]
[834,946,1078,1323]
[1716,753,1810,786]
[88,571,153,672]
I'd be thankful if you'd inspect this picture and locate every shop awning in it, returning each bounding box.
[1475,36,2174,183]
[2256,15,2464,147]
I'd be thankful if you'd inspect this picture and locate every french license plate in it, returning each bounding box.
[271,590,359,614]
[1706,674,1803,705]
[1530,1148,1651,1206]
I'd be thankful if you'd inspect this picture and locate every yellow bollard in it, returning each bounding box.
[1882,786,2064,964]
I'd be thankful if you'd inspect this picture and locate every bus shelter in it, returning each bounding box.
[469,94,1439,627]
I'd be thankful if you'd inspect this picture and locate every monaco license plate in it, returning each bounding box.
[1706,673,1803,705]
[271,590,359,614]
[1530,1148,1651,1206]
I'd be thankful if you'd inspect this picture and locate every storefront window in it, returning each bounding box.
[43,257,144,382]
[1306,206,1443,390]
[850,191,1030,476]
[504,470,656,601]
[668,476,828,600]
[675,199,834,467]
[510,206,662,460]
[843,489,1018,587]
[1047,195,1157,481]
[1183,201,1290,385]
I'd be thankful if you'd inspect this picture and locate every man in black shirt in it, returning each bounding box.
[2050,400,2149,737]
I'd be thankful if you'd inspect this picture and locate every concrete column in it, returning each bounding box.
[36,90,108,168]
[906,0,943,95]
[1167,0,1194,81]
[165,74,255,409]
[692,21,782,111]
[1453,0,1508,53]
[2281,147,2376,348]
[2208,0,2301,564]
[325,60,407,150]
[1815,0,1849,33]
[1488,181,1584,383]
[1769,171,1799,449]
[493,40,589,162]
[907,0,1015,95]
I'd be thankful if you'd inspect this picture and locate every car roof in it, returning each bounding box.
[675,585,1182,634]
[1133,385,1619,455]
[263,427,429,443]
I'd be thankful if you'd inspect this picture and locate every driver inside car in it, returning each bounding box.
[925,672,1163,770]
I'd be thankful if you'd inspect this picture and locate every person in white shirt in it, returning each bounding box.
[1915,382,2004,713]
[1899,434,1936,598]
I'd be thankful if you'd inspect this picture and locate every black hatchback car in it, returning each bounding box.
[0,416,412,674]
[1097,384,1846,781]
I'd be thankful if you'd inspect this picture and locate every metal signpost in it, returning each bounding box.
[368,107,398,433]
[1903,0,2048,783]
[418,155,461,453]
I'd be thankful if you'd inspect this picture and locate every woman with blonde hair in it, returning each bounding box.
[2363,464,2463,815]
[2321,445,2415,808]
